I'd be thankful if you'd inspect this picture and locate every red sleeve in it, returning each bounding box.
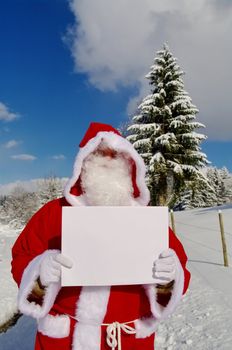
[11,200,57,287]
[169,227,191,294]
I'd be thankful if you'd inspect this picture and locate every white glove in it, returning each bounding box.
[152,249,176,285]
[39,253,73,287]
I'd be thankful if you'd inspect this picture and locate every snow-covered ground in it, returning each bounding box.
[0,205,232,349]
[0,225,20,326]
[156,205,232,350]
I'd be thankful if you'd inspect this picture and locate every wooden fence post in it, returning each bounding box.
[170,209,176,235]
[218,210,229,267]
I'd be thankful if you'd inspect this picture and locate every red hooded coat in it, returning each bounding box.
[11,122,190,350]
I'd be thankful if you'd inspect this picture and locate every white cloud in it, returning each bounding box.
[4,140,21,149]
[67,0,232,140]
[52,154,66,160]
[0,102,19,122]
[11,154,37,161]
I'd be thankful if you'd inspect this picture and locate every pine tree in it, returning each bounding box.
[207,167,232,206]
[188,179,216,208]
[220,167,232,202]
[127,44,209,206]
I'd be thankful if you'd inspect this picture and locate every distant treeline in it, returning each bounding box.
[0,176,66,229]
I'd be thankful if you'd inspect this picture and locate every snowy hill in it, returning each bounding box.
[0,205,232,349]
[156,205,232,349]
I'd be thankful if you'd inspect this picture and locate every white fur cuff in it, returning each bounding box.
[18,250,61,319]
[135,316,159,338]
[38,314,70,338]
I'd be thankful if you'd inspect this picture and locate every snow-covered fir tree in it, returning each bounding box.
[127,44,209,206]
[175,178,216,209]
[175,166,232,209]
[220,167,232,202]
[206,167,232,206]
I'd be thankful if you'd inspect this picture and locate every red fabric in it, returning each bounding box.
[11,198,190,350]
[131,159,140,198]
[35,328,155,350]
[169,228,191,294]
[70,177,83,196]
[79,122,121,148]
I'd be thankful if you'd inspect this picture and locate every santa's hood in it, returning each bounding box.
[64,122,150,206]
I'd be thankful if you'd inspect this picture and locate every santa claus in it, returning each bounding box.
[11,122,190,350]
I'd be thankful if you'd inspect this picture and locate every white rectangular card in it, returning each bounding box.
[61,206,168,286]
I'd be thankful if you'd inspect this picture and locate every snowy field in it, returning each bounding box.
[0,205,232,349]
[0,225,19,326]
[156,205,232,349]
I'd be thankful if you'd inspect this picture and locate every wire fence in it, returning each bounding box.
[170,210,231,266]
[174,220,232,237]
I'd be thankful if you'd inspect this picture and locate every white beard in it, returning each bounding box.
[80,153,134,206]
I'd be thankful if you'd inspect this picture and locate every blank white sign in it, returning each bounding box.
[61,206,168,286]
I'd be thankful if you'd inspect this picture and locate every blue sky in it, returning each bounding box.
[0,0,232,185]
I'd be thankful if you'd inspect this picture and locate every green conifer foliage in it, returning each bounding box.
[127,45,208,205]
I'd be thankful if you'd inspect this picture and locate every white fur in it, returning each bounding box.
[144,249,185,321]
[18,249,184,346]
[81,153,134,206]
[38,314,70,338]
[134,316,159,338]
[18,131,185,346]
[64,131,150,206]
[72,286,111,350]
[18,250,61,319]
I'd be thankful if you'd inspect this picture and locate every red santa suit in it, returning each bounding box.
[11,122,191,350]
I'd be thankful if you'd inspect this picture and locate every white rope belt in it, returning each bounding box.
[67,314,137,350]
[102,321,137,350]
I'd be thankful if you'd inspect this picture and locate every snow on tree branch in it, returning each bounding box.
[126,44,209,206]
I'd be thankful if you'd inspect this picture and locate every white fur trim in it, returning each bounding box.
[144,250,184,320]
[72,286,111,350]
[134,316,159,338]
[38,314,70,338]
[18,250,61,319]
[64,131,150,206]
